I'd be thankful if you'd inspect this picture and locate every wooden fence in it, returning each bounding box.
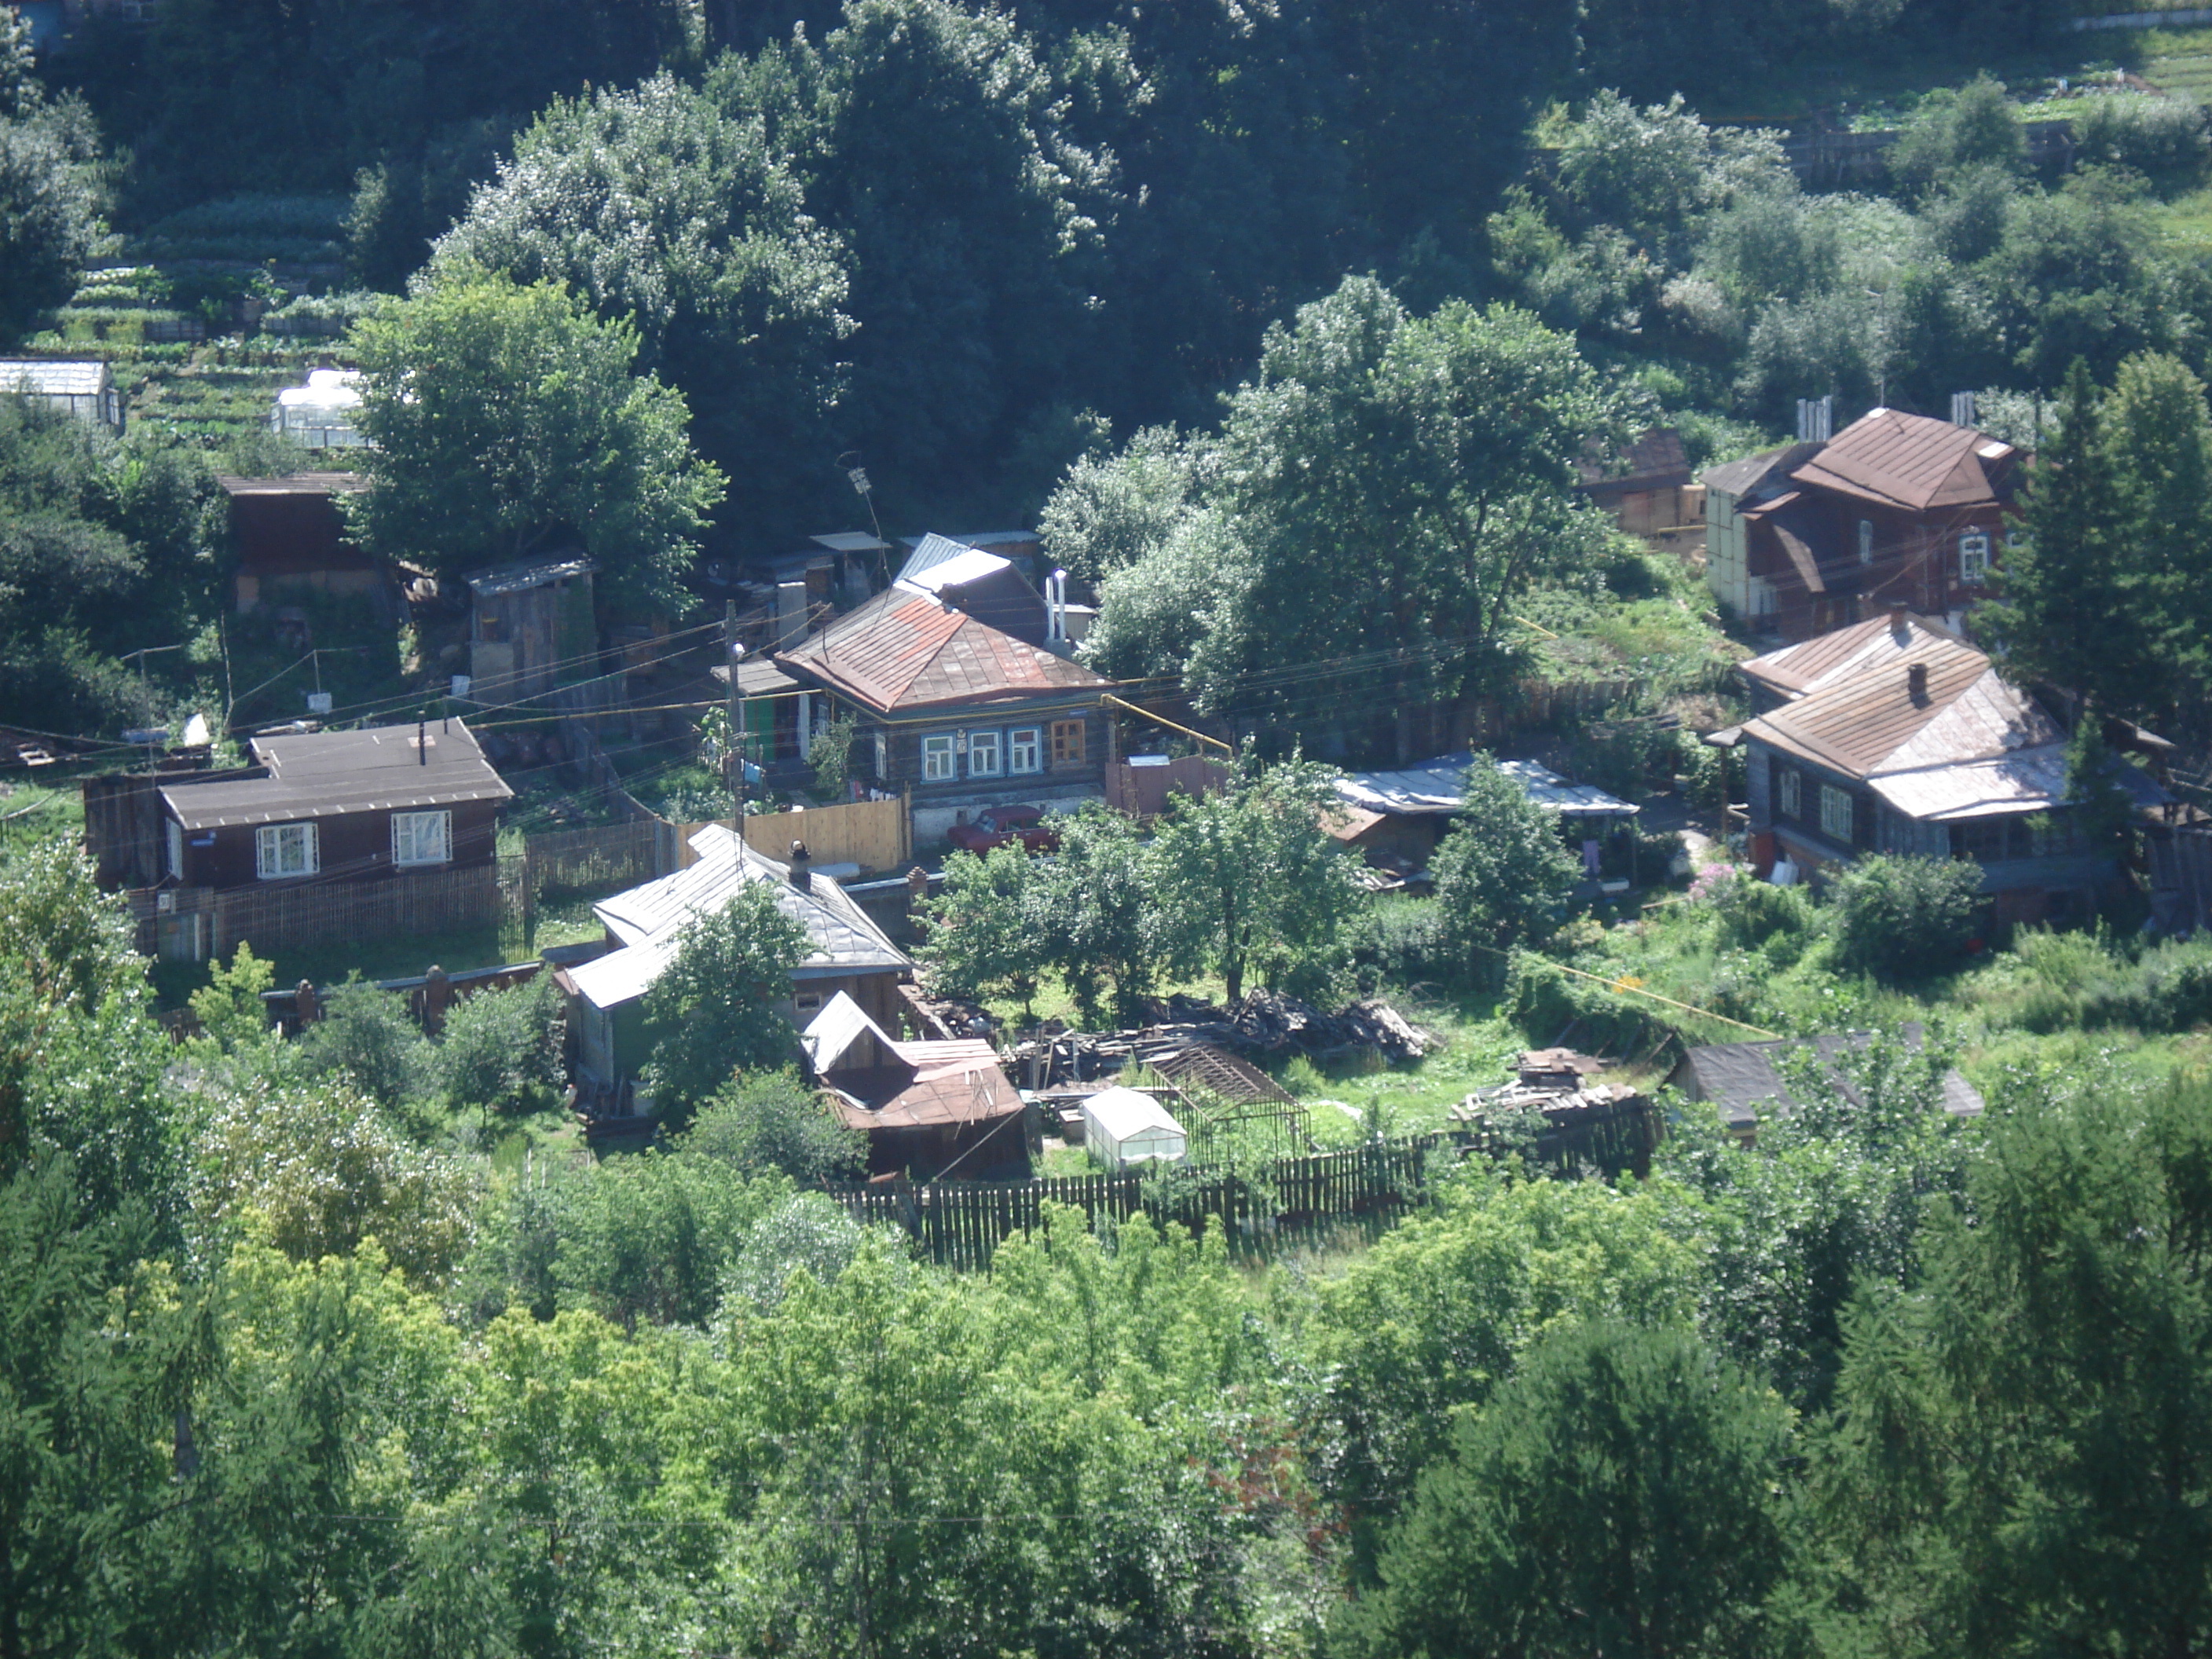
[1105,756,1232,819]
[825,1139,1443,1272]
[127,862,503,961]
[672,792,913,874]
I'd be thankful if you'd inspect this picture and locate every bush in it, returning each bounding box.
[2072,93,2212,194]
[1350,895,1448,994]
[1829,855,1983,980]
[433,974,564,1117]
[298,975,429,1112]
[682,1070,865,1185]
[1983,926,2212,1035]
[1702,868,1818,959]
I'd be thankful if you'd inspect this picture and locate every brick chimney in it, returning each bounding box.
[789,839,812,892]
[1908,661,1929,704]
[1889,600,1909,638]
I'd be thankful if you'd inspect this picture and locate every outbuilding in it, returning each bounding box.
[1079,1086,1188,1169]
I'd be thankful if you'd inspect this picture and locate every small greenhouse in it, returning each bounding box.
[1080,1086,1188,1169]
[271,368,366,449]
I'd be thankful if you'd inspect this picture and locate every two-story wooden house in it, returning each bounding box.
[1733,610,2166,928]
[775,554,1115,843]
[1703,408,2020,643]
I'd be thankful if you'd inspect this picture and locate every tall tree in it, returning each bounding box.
[430,73,852,555]
[348,273,726,610]
[640,881,809,1124]
[1340,1320,1795,1659]
[1151,759,1361,1005]
[0,32,108,344]
[1428,755,1582,983]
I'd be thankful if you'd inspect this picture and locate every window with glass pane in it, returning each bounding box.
[167,819,183,881]
[1008,727,1042,774]
[1820,784,1853,843]
[392,810,451,866]
[1778,767,1801,819]
[255,822,317,880]
[922,734,958,781]
[967,730,1002,777]
[1958,531,1990,584]
[1050,718,1086,766]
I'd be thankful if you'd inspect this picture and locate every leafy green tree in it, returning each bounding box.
[2097,350,2212,726]
[1982,169,2186,389]
[639,882,809,1123]
[1807,1069,2212,1658]
[1307,1168,1704,1562]
[916,843,1049,1012]
[2073,93,2212,195]
[1888,75,2027,196]
[430,72,851,549]
[298,974,430,1114]
[809,714,857,800]
[348,272,726,610]
[0,1155,200,1659]
[685,1069,863,1186]
[194,1077,480,1287]
[1152,759,1362,1005]
[0,60,110,342]
[433,972,564,1119]
[1036,802,1163,1027]
[185,939,277,1057]
[1828,854,1983,980]
[1038,424,1210,584]
[1339,1320,1795,1659]
[1088,276,1617,724]
[1429,755,1581,984]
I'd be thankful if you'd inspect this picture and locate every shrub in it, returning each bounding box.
[1350,896,1448,993]
[683,1070,865,1185]
[298,975,430,1111]
[1703,868,1818,958]
[433,973,564,1117]
[1433,756,1583,988]
[2072,93,2212,193]
[1829,855,1983,980]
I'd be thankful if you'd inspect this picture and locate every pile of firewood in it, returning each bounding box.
[1005,990,1432,1091]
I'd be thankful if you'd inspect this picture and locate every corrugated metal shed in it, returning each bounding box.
[159,721,511,830]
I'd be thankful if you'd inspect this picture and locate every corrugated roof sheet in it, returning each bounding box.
[581,825,910,1008]
[811,531,892,554]
[777,588,1108,714]
[1742,612,1960,700]
[1332,755,1639,819]
[159,720,512,830]
[465,555,595,596]
[1678,1027,1983,1128]
[900,547,1011,594]
[1871,744,2172,822]
[895,533,981,587]
[1701,442,1821,498]
[823,1038,1021,1130]
[1789,406,2012,512]
[214,471,368,498]
[0,359,108,396]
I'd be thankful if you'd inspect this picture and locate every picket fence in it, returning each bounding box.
[825,1139,1442,1272]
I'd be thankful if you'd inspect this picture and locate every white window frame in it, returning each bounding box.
[922,734,958,782]
[1008,727,1042,775]
[255,821,318,881]
[1858,518,1874,565]
[391,809,452,868]
[1820,784,1854,844]
[1958,530,1991,585]
[966,729,1002,778]
[166,819,184,882]
[1778,767,1802,819]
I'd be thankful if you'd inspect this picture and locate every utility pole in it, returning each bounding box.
[726,600,746,841]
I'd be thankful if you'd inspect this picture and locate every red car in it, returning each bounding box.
[947,804,1059,854]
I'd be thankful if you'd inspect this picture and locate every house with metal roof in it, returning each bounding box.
[800,991,1028,1179]
[775,557,1114,843]
[559,826,914,1090]
[1702,407,2020,643]
[152,719,511,892]
[1324,752,1639,870]
[1732,609,2166,926]
[2,358,123,430]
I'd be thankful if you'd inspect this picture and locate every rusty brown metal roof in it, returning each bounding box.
[778,587,1110,715]
[1742,632,2058,781]
[1789,407,2012,512]
[1742,611,1960,700]
[824,1038,1024,1130]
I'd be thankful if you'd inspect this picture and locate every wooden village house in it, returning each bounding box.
[803,991,1031,1181]
[1723,610,2169,928]
[774,541,1115,843]
[557,826,914,1108]
[1702,406,2020,643]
